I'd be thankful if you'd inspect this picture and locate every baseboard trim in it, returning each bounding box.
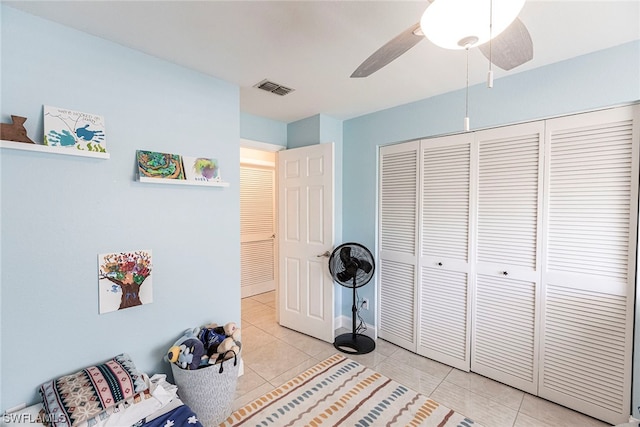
[241,282,275,298]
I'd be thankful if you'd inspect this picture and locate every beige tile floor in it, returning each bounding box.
[235,291,613,427]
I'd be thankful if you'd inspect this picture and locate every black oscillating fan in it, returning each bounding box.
[328,242,376,355]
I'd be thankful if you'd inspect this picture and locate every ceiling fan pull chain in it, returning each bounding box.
[464,45,470,132]
[488,0,494,88]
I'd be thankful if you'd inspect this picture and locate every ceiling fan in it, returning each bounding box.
[351,0,533,78]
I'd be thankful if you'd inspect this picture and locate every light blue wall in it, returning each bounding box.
[1,5,240,410]
[240,112,287,147]
[287,114,321,149]
[343,40,640,413]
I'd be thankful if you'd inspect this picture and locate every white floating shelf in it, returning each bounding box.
[0,139,110,159]
[138,176,230,187]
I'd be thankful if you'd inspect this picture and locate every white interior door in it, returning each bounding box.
[378,141,420,350]
[472,121,544,395]
[278,143,334,342]
[538,106,638,424]
[418,134,473,371]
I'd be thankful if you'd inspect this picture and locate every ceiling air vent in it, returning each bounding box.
[254,79,295,96]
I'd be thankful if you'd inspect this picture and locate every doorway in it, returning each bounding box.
[239,141,336,344]
[240,146,277,299]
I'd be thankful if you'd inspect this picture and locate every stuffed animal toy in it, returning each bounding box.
[165,338,205,370]
[204,337,240,365]
[220,322,241,341]
[197,325,228,354]
[163,328,195,363]
[165,328,205,370]
[204,321,241,341]
[198,322,240,347]
[196,321,241,364]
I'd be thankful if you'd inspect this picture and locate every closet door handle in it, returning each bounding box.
[502,271,509,276]
[437,262,443,267]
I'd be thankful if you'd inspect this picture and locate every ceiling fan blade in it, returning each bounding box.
[479,17,533,71]
[351,22,424,78]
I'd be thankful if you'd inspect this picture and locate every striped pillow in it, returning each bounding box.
[39,353,148,427]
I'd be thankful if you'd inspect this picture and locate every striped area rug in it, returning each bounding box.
[220,353,481,427]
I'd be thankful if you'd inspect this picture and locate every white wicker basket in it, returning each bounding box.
[170,350,240,427]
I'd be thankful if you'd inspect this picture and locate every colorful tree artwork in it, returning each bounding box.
[98,250,153,313]
[43,106,107,152]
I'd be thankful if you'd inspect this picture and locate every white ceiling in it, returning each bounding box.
[4,1,640,123]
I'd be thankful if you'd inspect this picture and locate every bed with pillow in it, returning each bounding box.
[1,354,203,427]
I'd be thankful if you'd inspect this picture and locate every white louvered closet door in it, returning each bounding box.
[417,134,472,371]
[539,106,639,425]
[240,164,276,298]
[378,141,420,350]
[472,121,545,394]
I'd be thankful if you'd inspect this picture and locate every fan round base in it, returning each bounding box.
[333,332,376,355]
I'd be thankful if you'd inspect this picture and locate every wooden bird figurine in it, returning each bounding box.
[0,115,35,144]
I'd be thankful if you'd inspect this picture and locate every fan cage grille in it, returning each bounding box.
[329,243,375,288]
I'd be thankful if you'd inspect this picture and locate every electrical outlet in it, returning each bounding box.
[362,298,369,310]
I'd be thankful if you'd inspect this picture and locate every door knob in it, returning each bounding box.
[317,250,331,258]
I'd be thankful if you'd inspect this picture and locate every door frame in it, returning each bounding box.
[240,139,286,322]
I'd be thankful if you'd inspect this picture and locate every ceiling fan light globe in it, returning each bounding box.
[420,0,526,50]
